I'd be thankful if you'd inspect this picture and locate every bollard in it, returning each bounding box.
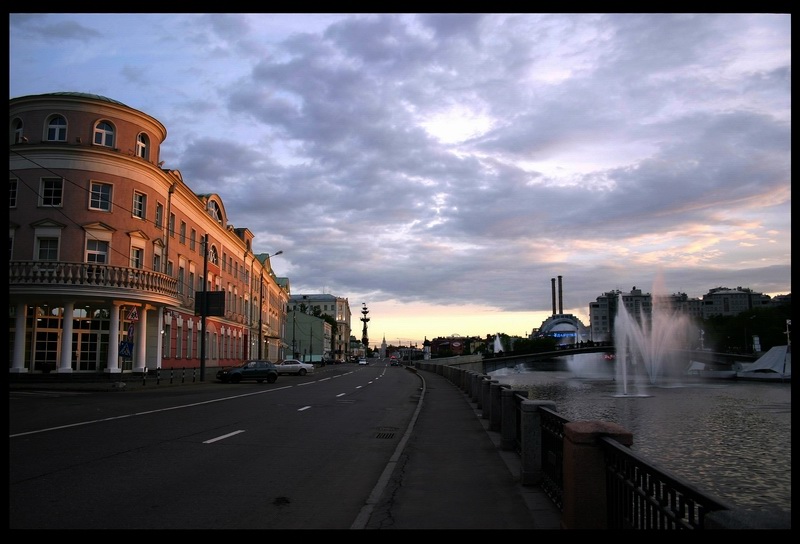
[193,367,197,382]
[489,383,508,431]
[156,367,161,385]
[560,420,633,530]
[182,367,185,383]
[500,389,527,450]
[170,368,174,384]
[520,400,557,485]
[481,378,497,419]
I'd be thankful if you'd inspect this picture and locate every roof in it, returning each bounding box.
[13,92,129,107]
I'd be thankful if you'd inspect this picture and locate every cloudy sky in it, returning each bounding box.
[9,13,791,347]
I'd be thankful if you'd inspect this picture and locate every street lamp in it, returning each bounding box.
[257,251,283,359]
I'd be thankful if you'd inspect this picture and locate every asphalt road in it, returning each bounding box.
[10,363,420,530]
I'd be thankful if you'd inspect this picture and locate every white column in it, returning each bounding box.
[58,301,75,373]
[11,303,27,373]
[105,303,121,373]
[133,306,147,373]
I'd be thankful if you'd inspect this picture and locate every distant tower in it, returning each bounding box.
[361,303,370,349]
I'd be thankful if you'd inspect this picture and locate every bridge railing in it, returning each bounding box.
[415,360,789,530]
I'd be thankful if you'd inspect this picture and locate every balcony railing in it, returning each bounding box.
[9,261,179,298]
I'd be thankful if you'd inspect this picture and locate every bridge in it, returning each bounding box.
[481,345,758,374]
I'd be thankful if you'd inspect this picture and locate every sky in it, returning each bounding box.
[9,13,791,347]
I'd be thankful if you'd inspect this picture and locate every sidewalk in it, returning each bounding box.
[358,368,562,530]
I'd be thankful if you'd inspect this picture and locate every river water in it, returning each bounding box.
[488,353,791,515]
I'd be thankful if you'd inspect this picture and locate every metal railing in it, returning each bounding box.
[601,437,733,529]
[414,360,787,530]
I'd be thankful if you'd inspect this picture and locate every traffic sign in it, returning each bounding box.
[119,341,133,357]
[127,307,139,321]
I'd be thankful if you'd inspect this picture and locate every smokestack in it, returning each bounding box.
[551,278,557,316]
[558,275,564,315]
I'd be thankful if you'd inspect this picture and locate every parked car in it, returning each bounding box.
[216,360,278,384]
[275,359,315,376]
[390,360,401,367]
[358,358,368,366]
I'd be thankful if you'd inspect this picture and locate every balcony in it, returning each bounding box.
[9,261,180,304]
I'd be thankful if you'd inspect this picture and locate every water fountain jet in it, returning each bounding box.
[612,279,694,397]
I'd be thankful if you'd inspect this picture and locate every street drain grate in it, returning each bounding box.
[376,426,398,439]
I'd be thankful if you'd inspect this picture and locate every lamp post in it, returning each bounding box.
[257,251,283,360]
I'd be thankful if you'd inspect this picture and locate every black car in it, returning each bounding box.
[216,360,278,384]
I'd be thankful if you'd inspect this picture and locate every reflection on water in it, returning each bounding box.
[489,353,791,514]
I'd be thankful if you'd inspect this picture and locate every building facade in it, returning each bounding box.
[288,293,352,362]
[9,92,289,376]
[588,285,775,342]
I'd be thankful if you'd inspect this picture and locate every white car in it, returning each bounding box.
[275,359,315,376]
[358,359,368,366]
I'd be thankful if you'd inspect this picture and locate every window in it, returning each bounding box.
[47,116,67,142]
[190,229,196,251]
[179,221,186,244]
[9,179,17,207]
[131,247,144,269]
[176,324,183,358]
[155,203,164,228]
[188,272,195,297]
[86,239,108,264]
[12,119,23,144]
[40,178,63,207]
[132,192,147,219]
[208,200,222,223]
[136,133,149,160]
[209,245,218,265]
[93,121,115,147]
[178,266,185,295]
[163,324,171,359]
[153,253,161,272]
[37,238,59,261]
[169,213,175,237]
[89,182,112,211]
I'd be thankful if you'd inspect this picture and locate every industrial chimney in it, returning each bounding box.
[558,275,564,315]
[551,278,557,316]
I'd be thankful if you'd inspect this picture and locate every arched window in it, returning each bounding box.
[47,115,67,142]
[93,120,115,147]
[209,245,219,265]
[12,119,23,144]
[136,132,149,159]
[208,200,222,224]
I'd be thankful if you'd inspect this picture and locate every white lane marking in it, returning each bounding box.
[336,393,346,397]
[298,406,311,411]
[9,385,294,438]
[204,430,245,443]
